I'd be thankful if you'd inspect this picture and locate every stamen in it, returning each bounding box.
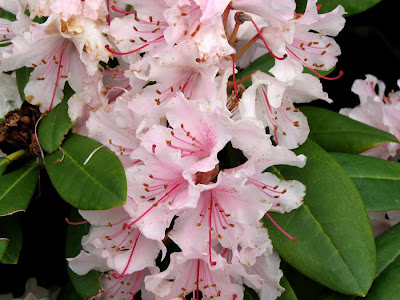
[34,115,45,162]
[83,145,105,165]
[306,68,344,81]
[55,147,65,164]
[231,54,238,101]
[111,5,137,14]
[265,212,296,241]
[105,44,150,56]
[65,218,89,225]
[250,19,287,60]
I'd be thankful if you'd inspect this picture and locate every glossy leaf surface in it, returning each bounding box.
[278,276,298,300]
[301,106,398,154]
[65,209,101,299]
[264,139,375,296]
[45,134,127,210]
[0,159,39,216]
[365,223,400,299]
[38,98,72,153]
[15,67,33,101]
[331,153,400,211]
[0,214,23,264]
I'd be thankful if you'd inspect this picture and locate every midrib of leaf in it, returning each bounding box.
[376,248,400,278]
[0,164,36,202]
[268,168,365,293]
[63,150,120,199]
[304,204,363,291]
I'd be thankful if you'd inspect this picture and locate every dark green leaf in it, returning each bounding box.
[0,214,23,264]
[62,82,75,101]
[301,106,398,154]
[236,54,275,88]
[264,139,375,296]
[0,159,39,216]
[330,153,400,211]
[281,261,323,299]
[15,67,34,102]
[45,134,127,210]
[278,276,298,300]
[296,0,381,16]
[0,239,8,261]
[0,7,16,21]
[320,222,400,299]
[66,209,100,299]
[38,98,72,153]
[236,55,334,88]
[364,223,400,299]
[56,282,82,300]
[0,158,9,175]
[244,285,259,300]
[0,150,28,175]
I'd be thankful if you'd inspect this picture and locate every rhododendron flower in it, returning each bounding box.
[340,75,400,158]
[145,251,245,299]
[240,71,331,148]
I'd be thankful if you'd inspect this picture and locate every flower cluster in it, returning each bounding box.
[0,0,345,299]
[340,75,400,159]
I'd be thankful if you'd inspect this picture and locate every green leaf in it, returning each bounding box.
[301,106,398,154]
[244,285,259,300]
[236,55,334,88]
[319,222,400,299]
[0,239,8,261]
[0,7,16,21]
[15,67,34,102]
[296,0,381,16]
[65,209,101,299]
[0,158,8,175]
[63,82,75,101]
[56,282,82,300]
[45,134,127,210]
[0,159,39,216]
[264,139,375,296]
[0,150,28,175]
[278,276,298,300]
[330,153,400,211]
[0,214,23,264]
[38,98,72,153]
[364,223,400,299]
[236,54,275,88]
[281,261,323,299]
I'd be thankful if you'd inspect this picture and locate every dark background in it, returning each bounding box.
[1,0,399,298]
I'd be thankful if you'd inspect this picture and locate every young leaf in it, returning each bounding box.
[330,153,400,211]
[45,134,127,210]
[15,66,33,102]
[0,158,8,175]
[65,209,101,299]
[0,214,23,264]
[38,98,72,153]
[244,285,260,300]
[296,0,381,16]
[364,223,400,299]
[0,159,39,216]
[264,139,376,296]
[278,276,298,300]
[301,106,398,154]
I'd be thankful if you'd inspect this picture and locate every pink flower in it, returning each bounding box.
[240,71,331,148]
[340,75,400,159]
